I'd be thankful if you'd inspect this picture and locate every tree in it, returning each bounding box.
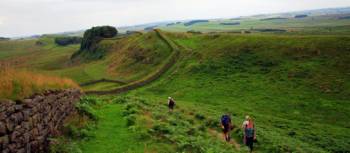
[55,37,82,46]
[0,37,10,41]
[71,26,118,60]
[80,26,118,51]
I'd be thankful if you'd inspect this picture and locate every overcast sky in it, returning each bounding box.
[0,0,349,37]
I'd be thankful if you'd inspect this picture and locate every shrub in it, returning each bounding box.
[63,123,95,139]
[220,22,240,25]
[254,29,287,33]
[112,96,128,104]
[49,137,82,153]
[72,26,117,60]
[260,17,287,21]
[75,101,98,121]
[126,115,136,126]
[35,41,45,46]
[187,30,202,34]
[55,37,82,46]
[80,26,117,51]
[152,122,172,135]
[122,104,138,116]
[205,117,220,128]
[295,14,308,18]
[79,96,102,105]
[0,37,10,41]
[132,116,153,140]
[194,113,206,120]
[197,124,206,131]
[184,20,209,26]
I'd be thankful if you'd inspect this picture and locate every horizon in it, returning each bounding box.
[1,0,350,37]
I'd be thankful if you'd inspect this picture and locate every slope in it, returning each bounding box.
[129,32,350,152]
[0,31,173,89]
[2,29,350,152]
[85,30,180,94]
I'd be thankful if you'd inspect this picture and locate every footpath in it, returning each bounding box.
[78,104,144,153]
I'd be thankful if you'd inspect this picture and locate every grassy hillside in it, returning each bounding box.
[1,29,350,152]
[0,67,78,100]
[103,31,172,82]
[0,36,79,70]
[0,31,173,87]
[127,32,350,152]
[60,31,350,153]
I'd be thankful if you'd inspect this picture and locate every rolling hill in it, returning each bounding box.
[1,16,350,152]
[129,31,350,152]
[67,30,350,152]
[0,31,173,90]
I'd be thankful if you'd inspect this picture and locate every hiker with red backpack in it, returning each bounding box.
[242,115,256,153]
[168,97,175,112]
[221,113,233,142]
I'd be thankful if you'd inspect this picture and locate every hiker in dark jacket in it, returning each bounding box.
[221,113,232,142]
[242,115,256,153]
[168,97,175,112]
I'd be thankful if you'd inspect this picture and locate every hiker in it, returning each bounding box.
[168,97,175,112]
[221,113,232,142]
[242,115,256,153]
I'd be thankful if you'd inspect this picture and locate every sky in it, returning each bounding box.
[0,0,349,37]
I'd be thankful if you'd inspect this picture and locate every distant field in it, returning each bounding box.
[151,14,350,35]
[116,12,350,35]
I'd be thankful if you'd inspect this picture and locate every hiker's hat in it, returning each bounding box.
[246,115,250,120]
[168,97,172,100]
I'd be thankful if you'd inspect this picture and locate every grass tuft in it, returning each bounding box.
[0,67,79,100]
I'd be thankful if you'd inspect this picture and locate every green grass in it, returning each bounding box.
[0,40,38,59]
[61,96,175,153]
[36,31,350,152]
[125,32,350,152]
[70,96,244,153]
[2,27,350,152]
[0,31,172,85]
[77,103,144,153]
[118,96,242,153]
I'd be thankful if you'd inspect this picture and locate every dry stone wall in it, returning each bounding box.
[0,89,81,153]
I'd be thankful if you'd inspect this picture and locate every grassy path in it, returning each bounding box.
[208,128,241,150]
[78,104,144,153]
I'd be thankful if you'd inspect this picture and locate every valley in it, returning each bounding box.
[0,8,350,153]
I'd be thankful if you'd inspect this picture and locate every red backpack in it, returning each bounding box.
[245,121,254,138]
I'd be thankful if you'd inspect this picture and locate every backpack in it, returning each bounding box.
[221,115,231,126]
[169,99,175,106]
[245,121,254,138]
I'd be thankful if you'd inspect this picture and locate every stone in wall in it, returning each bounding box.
[0,89,81,153]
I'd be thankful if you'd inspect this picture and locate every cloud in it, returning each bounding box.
[0,17,5,26]
[0,0,349,37]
